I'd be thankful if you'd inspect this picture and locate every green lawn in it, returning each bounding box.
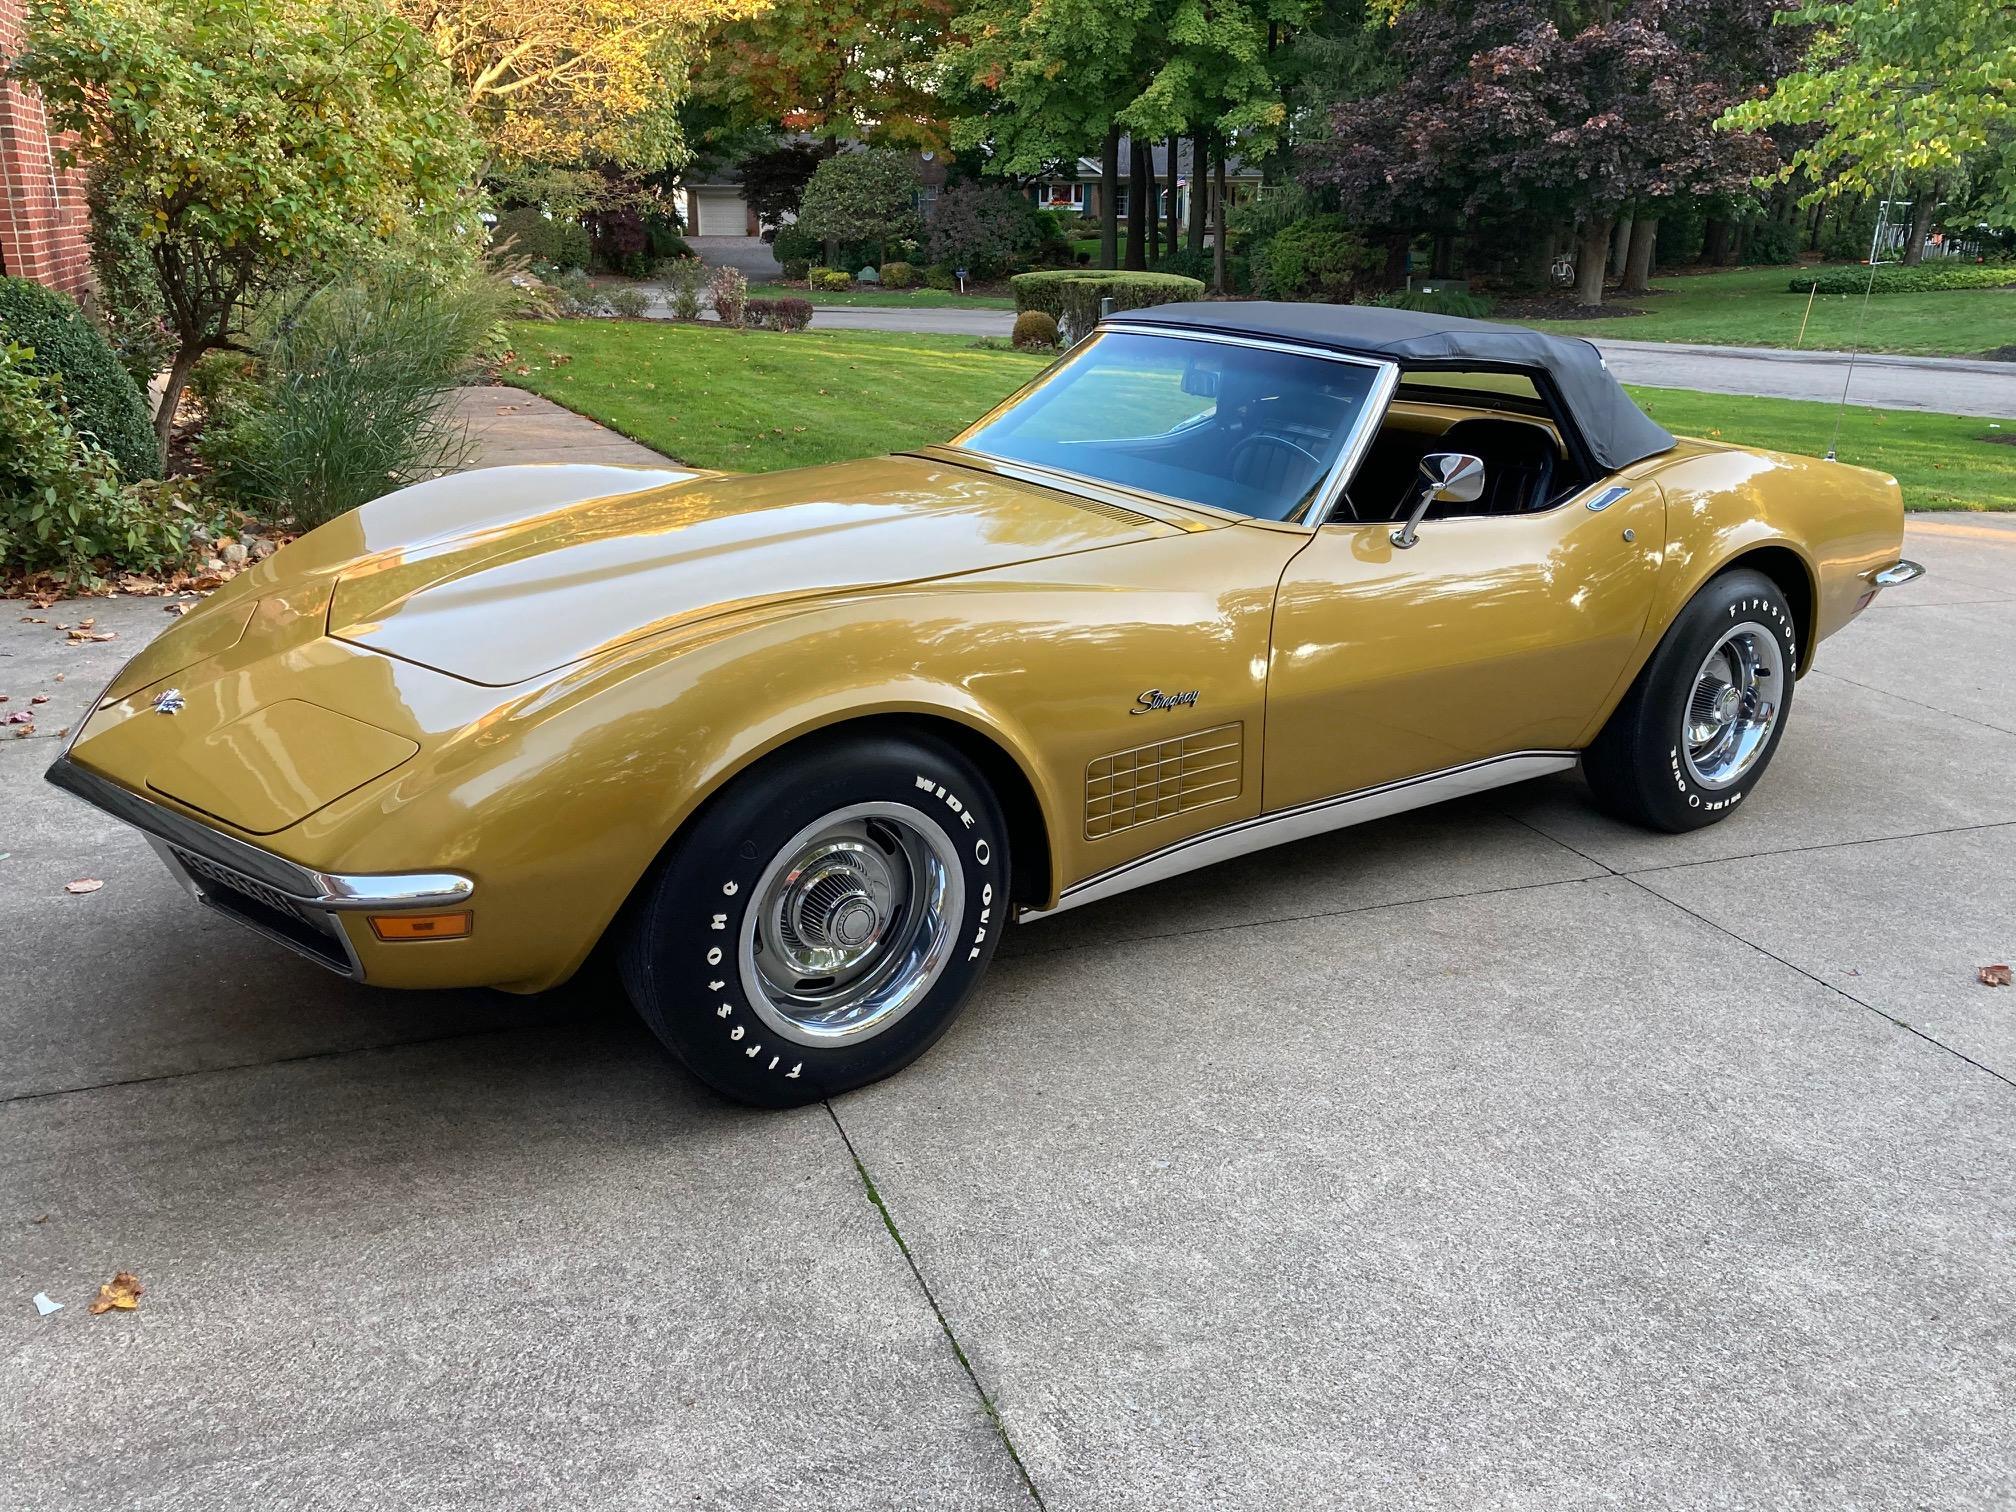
[746,281,1016,310]
[504,320,1046,471]
[501,320,2013,508]
[1526,263,2016,358]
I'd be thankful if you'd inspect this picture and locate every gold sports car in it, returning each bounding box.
[50,304,1925,1105]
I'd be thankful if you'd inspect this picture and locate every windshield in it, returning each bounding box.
[955,330,1385,521]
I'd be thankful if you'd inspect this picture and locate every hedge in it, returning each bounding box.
[491,207,591,272]
[0,276,161,480]
[1009,270,1204,339]
[1788,263,2016,296]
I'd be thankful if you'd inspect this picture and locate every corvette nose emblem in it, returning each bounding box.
[152,688,186,715]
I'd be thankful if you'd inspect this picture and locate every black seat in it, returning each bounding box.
[1432,418,1560,516]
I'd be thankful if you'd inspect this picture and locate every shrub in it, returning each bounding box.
[744,298,777,330]
[771,298,813,333]
[880,261,919,289]
[84,176,176,392]
[188,350,264,418]
[550,269,604,316]
[1226,185,1313,257]
[709,266,749,326]
[779,258,811,282]
[924,180,1047,278]
[924,264,957,291]
[656,257,708,320]
[1375,287,1496,319]
[0,276,161,480]
[1788,262,2016,295]
[202,268,503,527]
[587,204,650,274]
[796,151,922,265]
[606,286,652,319]
[1011,310,1060,349]
[1743,219,1799,266]
[492,207,592,273]
[810,268,853,292]
[1152,248,1215,282]
[771,223,820,269]
[1250,216,1376,302]
[0,342,215,577]
[1010,270,1204,341]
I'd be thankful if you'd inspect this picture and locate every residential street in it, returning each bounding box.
[4,512,2012,1510]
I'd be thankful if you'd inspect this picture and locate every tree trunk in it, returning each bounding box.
[1186,131,1208,254]
[1430,233,1455,279]
[1574,214,1613,306]
[1125,138,1149,270]
[1165,134,1180,264]
[1516,221,1558,292]
[1701,216,1729,266]
[1212,142,1228,293]
[154,339,206,466]
[1619,215,1658,295]
[1099,127,1120,269]
[1903,188,1937,265]
[1610,213,1633,277]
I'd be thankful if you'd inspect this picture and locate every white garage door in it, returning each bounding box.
[693,188,747,237]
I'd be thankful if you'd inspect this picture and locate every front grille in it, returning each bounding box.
[171,846,302,916]
[1086,722,1243,839]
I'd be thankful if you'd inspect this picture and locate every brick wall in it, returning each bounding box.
[0,0,93,298]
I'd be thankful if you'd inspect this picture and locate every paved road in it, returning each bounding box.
[5,516,2014,1509]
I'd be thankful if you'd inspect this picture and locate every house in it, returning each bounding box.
[0,0,91,295]
[1027,137,1263,225]
[678,147,950,238]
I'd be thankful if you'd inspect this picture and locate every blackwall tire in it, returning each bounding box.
[620,731,1009,1107]
[1582,568,1798,833]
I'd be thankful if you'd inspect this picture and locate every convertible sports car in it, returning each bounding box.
[50,304,1923,1105]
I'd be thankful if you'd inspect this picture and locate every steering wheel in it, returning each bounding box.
[1229,430,1323,473]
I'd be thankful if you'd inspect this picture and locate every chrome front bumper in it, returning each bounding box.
[44,756,473,981]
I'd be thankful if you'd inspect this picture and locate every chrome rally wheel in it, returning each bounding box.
[740,802,964,1047]
[1582,568,1798,833]
[619,732,1009,1107]
[1682,621,1785,790]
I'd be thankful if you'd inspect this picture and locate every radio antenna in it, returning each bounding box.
[1826,154,1908,463]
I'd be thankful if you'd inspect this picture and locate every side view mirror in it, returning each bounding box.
[1391,452,1487,549]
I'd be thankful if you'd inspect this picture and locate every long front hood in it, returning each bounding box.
[327,455,1171,684]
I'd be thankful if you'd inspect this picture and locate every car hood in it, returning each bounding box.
[326,454,1174,685]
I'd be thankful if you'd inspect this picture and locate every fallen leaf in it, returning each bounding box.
[31,695,49,705]
[66,629,117,643]
[64,878,104,895]
[1981,964,2013,988]
[87,1272,142,1315]
[3,710,33,724]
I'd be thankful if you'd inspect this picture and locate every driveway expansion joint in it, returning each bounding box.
[823,1100,1048,1511]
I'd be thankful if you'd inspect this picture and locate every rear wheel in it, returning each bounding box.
[1582,568,1797,832]
[620,732,1009,1107]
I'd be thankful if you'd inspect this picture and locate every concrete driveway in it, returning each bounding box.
[4,515,2013,1510]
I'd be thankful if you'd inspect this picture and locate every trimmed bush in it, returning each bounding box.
[606,287,652,319]
[1152,249,1215,282]
[1374,287,1496,319]
[492,207,591,272]
[924,264,957,290]
[1788,262,2016,295]
[1012,310,1060,349]
[810,268,853,292]
[1249,215,1376,302]
[1010,270,1204,341]
[771,298,814,333]
[744,298,777,330]
[0,276,161,480]
[779,258,811,281]
[771,223,819,268]
[880,261,918,289]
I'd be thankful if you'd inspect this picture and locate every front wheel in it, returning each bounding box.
[620,731,1009,1107]
[1582,568,1798,832]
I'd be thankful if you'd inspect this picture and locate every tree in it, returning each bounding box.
[691,0,954,150]
[923,180,1046,276]
[397,0,764,169]
[1721,0,2016,236]
[737,142,828,227]
[794,149,922,264]
[12,0,482,458]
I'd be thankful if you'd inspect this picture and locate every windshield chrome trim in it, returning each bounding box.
[949,326,1399,530]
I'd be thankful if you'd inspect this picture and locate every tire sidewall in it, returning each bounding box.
[625,733,1008,1105]
[1643,571,1798,830]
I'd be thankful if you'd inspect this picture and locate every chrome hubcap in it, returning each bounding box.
[739,802,964,1047]
[1684,621,1784,789]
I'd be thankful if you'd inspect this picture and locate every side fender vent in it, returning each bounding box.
[1086,722,1243,839]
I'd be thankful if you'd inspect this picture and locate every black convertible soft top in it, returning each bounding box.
[1104,301,1676,473]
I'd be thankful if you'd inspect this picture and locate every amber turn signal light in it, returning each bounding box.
[368,911,473,942]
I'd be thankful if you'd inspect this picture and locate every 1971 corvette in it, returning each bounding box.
[49,304,1923,1104]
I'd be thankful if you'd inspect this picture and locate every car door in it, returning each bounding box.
[1261,480,1667,812]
